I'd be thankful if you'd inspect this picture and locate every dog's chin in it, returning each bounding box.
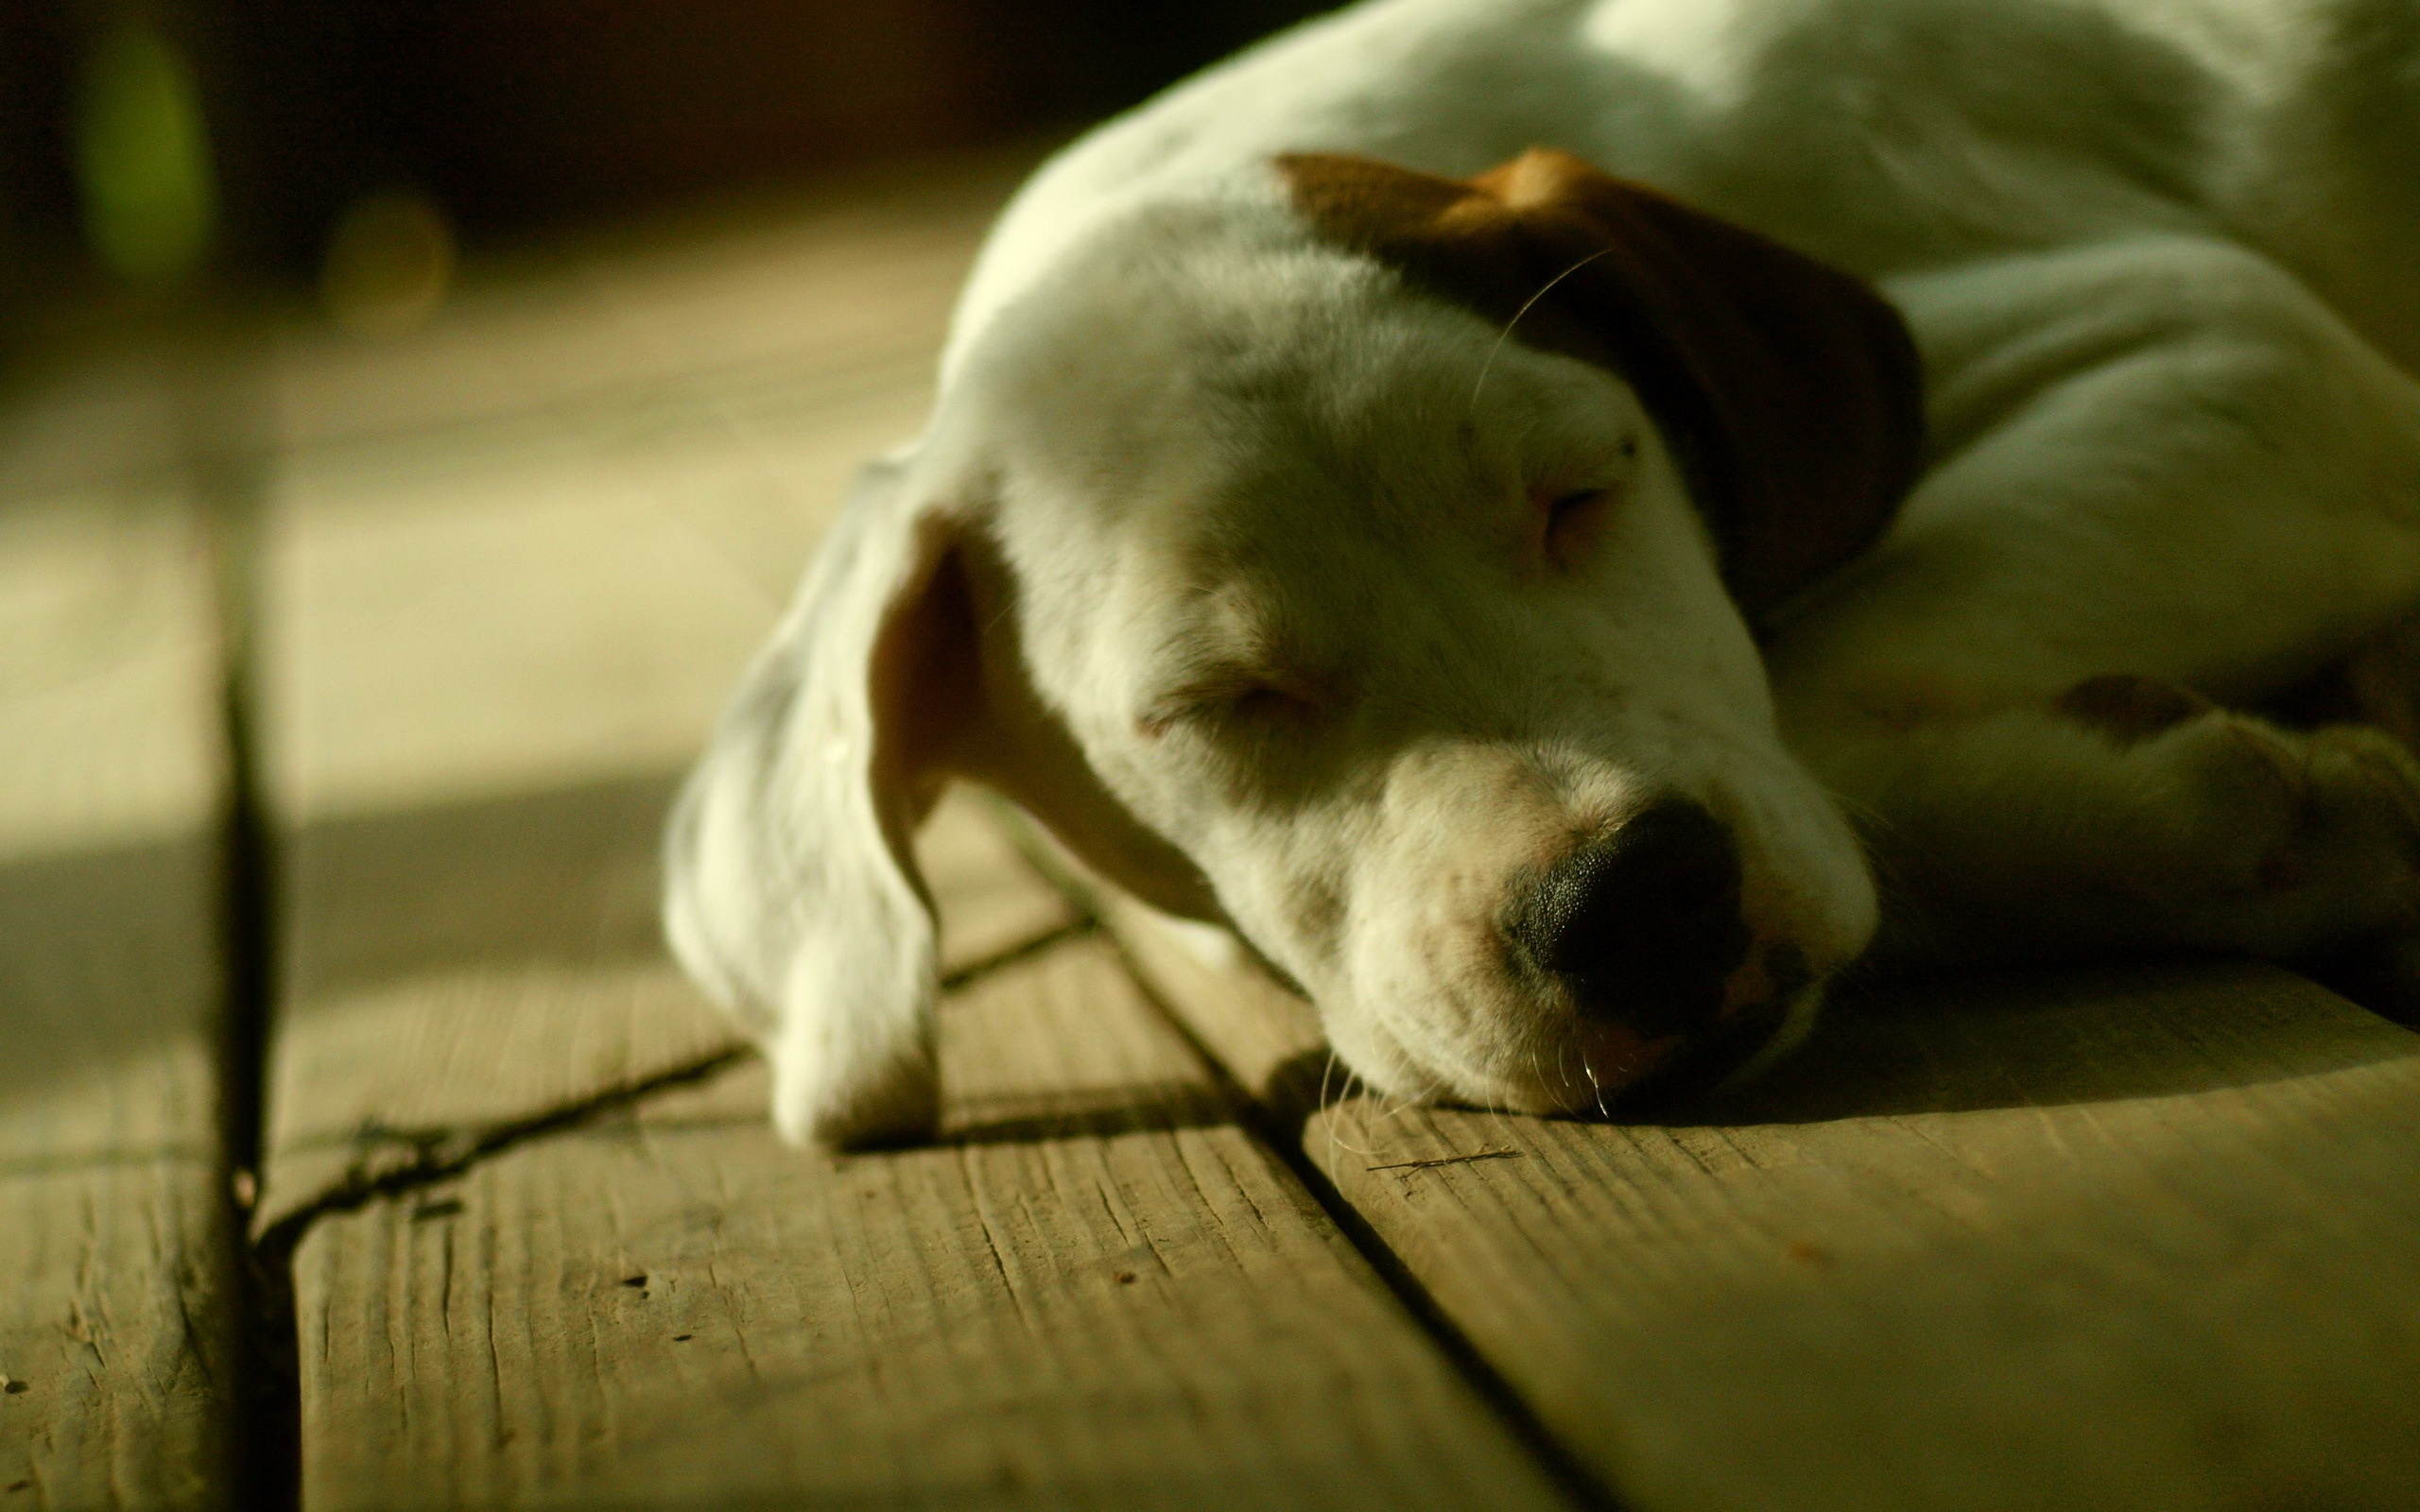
[1392,975,1827,1124]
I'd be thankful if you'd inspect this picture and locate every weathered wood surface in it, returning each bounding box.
[256,162,1565,1507]
[251,163,1071,1228]
[266,151,1030,460]
[293,938,1566,1511]
[1114,899,2420,1512]
[0,481,236,1508]
[254,765,1069,1227]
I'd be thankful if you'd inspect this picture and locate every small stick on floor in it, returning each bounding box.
[1366,1147,1523,1173]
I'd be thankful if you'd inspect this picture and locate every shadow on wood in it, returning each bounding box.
[0,833,222,1143]
[1247,961,2420,1136]
[284,770,678,1005]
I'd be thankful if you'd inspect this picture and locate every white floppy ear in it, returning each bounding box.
[664,455,974,1147]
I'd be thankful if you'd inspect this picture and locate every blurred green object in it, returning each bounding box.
[75,24,216,286]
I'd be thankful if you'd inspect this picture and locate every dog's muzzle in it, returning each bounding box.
[1508,797,1781,1097]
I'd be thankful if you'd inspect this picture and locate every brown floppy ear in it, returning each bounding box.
[1277,147,1925,620]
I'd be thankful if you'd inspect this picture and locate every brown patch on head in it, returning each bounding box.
[2055,673,2215,747]
[1274,147,1926,619]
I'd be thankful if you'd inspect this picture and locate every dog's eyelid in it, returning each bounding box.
[1137,664,1335,736]
[1528,452,1634,515]
[1533,472,1625,572]
[1530,479,1621,529]
[1136,681,1232,738]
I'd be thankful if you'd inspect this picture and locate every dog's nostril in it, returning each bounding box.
[1515,798,1751,1037]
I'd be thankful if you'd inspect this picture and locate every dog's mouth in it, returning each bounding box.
[1494,939,1819,1119]
[1605,989,1804,1115]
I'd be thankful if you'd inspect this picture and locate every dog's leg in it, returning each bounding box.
[1771,237,2420,980]
[1791,675,2420,969]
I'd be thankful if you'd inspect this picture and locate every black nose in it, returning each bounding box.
[1512,798,1752,1038]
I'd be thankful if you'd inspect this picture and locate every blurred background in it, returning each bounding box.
[0,0,1332,335]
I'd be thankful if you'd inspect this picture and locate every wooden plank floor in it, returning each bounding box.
[11,146,2420,1508]
[0,371,238,1508]
[1114,897,2420,1511]
[248,154,1564,1510]
[285,937,1560,1510]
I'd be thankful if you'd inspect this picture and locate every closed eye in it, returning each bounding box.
[1228,681,1321,726]
[1138,670,1329,738]
[1537,484,1618,569]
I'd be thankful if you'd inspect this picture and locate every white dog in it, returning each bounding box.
[666,0,2420,1146]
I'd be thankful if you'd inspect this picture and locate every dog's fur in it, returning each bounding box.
[666,0,2420,1146]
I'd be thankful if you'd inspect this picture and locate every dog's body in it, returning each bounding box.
[669,0,2420,1144]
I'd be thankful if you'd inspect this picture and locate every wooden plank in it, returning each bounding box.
[265,149,1034,459]
[1113,898,2420,1511]
[257,377,925,823]
[258,778,1076,1226]
[0,489,237,1507]
[257,157,1569,1508]
[254,160,1073,1224]
[249,429,1070,1211]
[291,938,1569,1510]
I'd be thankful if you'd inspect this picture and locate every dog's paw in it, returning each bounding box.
[769,1017,940,1148]
[760,944,942,1148]
[2052,674,2420,957]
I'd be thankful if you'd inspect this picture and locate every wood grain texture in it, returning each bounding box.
[292,939,1568,1511]
[1103,893,1326,1099]
[258,779,1073,1228]
[254,158,1067,1224]
[258,153,1565,1509]
[1115,900,2420,1512]
[0,493,235,1508]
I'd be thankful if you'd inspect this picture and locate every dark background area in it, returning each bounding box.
[0,0,1332,301]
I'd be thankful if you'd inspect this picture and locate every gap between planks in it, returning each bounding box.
[275,934,1571,1509]
[245,904,1097,1257]
[1094,874,2420,1512]
[990,801,1627,1511]
[0,336,256,1510]
[226,147,1607,1507]
[236,880,1093,1512]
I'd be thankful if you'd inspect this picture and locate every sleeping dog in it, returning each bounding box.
[666,0,2420,1145]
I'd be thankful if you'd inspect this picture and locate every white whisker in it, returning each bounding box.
[1468,247,1618,412]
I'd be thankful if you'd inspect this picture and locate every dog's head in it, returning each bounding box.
[666,149,1925,1145]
